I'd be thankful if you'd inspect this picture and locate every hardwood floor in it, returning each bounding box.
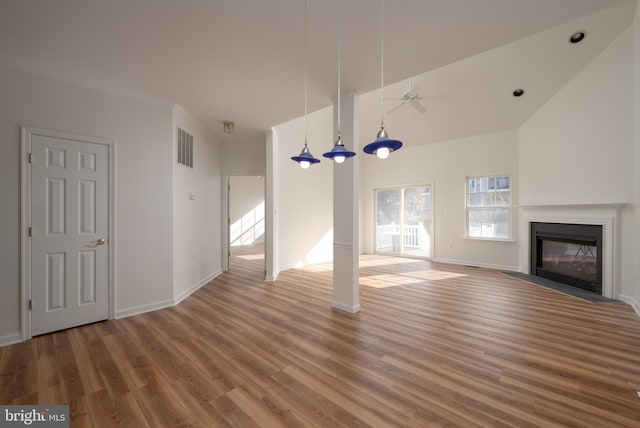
[2,247,640,427]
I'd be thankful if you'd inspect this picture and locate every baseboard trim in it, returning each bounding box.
[115,298,175,319]
[433,257,518,272]
[174,270,222,306]
[332,301,361,314]
[116,269,223,319]
[618,294,640,317]
[0,333,22,347]
[265,272,279,282]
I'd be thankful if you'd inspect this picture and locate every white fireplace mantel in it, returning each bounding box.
[519,203,625,299]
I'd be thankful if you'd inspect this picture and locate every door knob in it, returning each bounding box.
[97,238,106,245]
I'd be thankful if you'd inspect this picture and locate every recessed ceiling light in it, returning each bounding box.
[569,31,586,44]
[513,88,525,97]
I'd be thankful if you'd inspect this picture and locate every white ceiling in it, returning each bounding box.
[0,0,635,147]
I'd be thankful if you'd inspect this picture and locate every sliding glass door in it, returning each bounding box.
[375,185,432,258]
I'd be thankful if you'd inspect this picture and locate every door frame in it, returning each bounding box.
[373,183,435,259]
[222,173,266,274]
[20,126,116,341]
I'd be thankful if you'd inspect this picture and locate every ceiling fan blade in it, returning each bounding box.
[386,102,406,115]
[411,102,427,114]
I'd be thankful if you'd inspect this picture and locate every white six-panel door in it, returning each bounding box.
[30,134,109,336]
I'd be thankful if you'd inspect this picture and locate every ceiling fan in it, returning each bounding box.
[386,78,446,115]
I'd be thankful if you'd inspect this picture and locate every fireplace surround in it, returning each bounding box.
[520,204,621,299]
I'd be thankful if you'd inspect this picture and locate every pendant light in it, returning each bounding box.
[323,0,356,164]
[363,0,402,159]
[291,0,320,169]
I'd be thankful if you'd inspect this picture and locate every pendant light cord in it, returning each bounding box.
[337,0,341,135]
[304,0,309,146]
[380,0,385,126]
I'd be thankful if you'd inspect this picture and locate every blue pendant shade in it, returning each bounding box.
[363,124,402,159]
[323,135,356,164]
[291,143,320,169]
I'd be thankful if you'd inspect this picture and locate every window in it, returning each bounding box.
[177,127,193,168]
[466,175,511,239]
[375,185,432,257]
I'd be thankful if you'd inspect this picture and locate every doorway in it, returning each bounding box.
[21,127,114,338]
[227,176,265,276]
[374,185,433,258]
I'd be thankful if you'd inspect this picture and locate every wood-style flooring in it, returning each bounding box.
[2,244,640,427]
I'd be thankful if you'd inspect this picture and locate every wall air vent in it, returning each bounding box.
[177,127,194,168]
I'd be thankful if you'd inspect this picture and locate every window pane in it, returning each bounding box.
[480,178,488,192]
[495,222,509,238]
[468,192,482,207]
[403,187,431,257]
[487,177,495,190]
[495,208,509,223]
[482,209,496,224]
[469,223,482,237]
[496,176,510,190]
[495,190,510,206]
[469,179,479,193]
[481,192,495,206]
[469,208,482,222]
[376,189,401,253]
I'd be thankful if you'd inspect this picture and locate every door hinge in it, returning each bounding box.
[28,300,32,310]
[28,226,32,237]
[28,153,33,163]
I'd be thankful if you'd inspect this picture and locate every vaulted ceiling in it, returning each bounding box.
[0,0,635,147]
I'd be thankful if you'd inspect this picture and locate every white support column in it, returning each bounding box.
[265,129,280,282]
[332,92,360,313]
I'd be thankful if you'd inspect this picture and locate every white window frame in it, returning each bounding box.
[465,174,512,240]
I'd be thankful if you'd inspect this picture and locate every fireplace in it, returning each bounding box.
[530,222,602,294]
[521,204,620,299]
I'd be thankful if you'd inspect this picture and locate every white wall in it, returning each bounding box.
[222,143,266,176]
[229,175,265,245]
[274,106,334,269]
[360,129,520,271]
[518,25,636,298]
[518,29,634,206]
[633,1,640,309]
[173,105,222,303]
[0,62,175,342]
